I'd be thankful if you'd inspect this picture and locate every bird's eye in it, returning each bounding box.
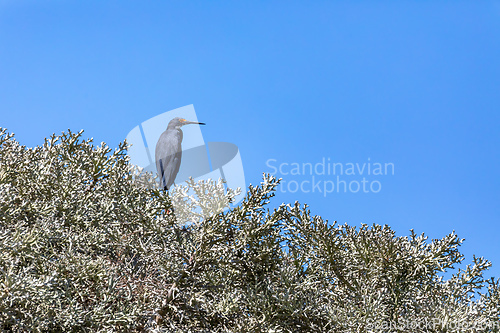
[180,119,186,122]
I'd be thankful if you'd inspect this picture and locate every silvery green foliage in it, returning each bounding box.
[169,177,240,226]
[0,128,498,332]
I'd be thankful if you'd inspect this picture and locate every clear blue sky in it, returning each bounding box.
[1,1,499,278]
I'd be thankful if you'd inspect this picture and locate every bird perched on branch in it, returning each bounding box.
[155,117,205,190]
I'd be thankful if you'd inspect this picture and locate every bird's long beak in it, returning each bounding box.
[186,121,205,125]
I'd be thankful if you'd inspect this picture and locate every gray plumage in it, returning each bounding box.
[155,117,205,190]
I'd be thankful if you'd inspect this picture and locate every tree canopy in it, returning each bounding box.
[0,128,498,332]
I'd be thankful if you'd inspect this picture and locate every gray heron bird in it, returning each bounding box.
[155,117,206,190]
